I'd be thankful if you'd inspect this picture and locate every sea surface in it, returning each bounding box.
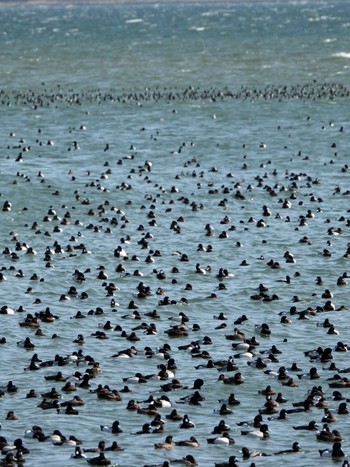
[0,1,350,466]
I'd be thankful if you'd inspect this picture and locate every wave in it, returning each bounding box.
[125,18,143,24]
[332,52,350,59]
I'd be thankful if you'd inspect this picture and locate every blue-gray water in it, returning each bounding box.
[0,2,350,466]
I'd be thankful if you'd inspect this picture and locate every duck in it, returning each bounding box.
[104,441,124,451]
[264,366,288,379]
[322,409,337,423]
[1,451,26,465]
[64,403,79,415]
[83,441,106,453]
[276,393,288,404]
[156,365,176,380]
[274,442,302,455]
[86,452,111,465]
[44,371,68,382]
[166,409,183,421]
[241,424,269,439]
[218,373,244,384]
[297,367,320,380]
[258,385,276,396]
[17,337,35,349]
[282,377,299,387]
[170,455,197,466]
[316,425,343,442]
[24,425,46,440]
[293,420,318,430]
[214,312,228,320]
[62,435,83,446]
[214,403,233,416]
[177,391,204,406]
[225,328,246,341]
[41,387,62,399]
[0,306,16,315]
[143,462,170,467]
[161,378,184,392]
[5,411,19,420]
[48,430,72,445]
[174,436,200,448]
[195,263,209,274]
[96,387,122,401]
[137,402,159,416]
[338,402,349,414]
[3,381,18,394]
[132,423,153,435]
[154,435,174,450]
[255,323,271,336]
[207,432,235,445]
[248,356,267,368]
[71,446,87,459]
[231,342,250,351]
[268,408,288,421]
[112,348,136,358]
[164,326,189,337]
[60,395,85,407]
[61,381,77,392]
[319,442,345,458]
[211,420,231,434]
[1,438,29,454]
[233,349,254,359]
[242,447,269,459]
[331,391,349,402]
[236,414,263,428]
[100,420,122,434]
[37,398,61,411]
[214,457,239,467]
[154,395,172,408]
[260,344,281,355]
[179,415,196,429]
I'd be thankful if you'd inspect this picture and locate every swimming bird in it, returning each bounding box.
[214,456,239,467]
[218,373,244,384]
[316,425,343,442]
[100,420,122,434]
[319,441,345,458]
[274,442,302,455]
[71,446,87,459]
[211,420,231,434]
[242,447,269,459]
[104,441,124,451]
[218,393,241,406]
[154,435,174,449]
[83,441,106,453]
[179,414,196,429]
[207,432,235,445]
[170,455,197,465]
[166,409,183,421]
[241,423,269,439]
[236,414,263,428]
[293,420,318,430]
[174,436,200,448]
[1,438,29,454]
[86,452,111,465]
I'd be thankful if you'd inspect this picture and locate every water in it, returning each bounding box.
[0,1,350,466]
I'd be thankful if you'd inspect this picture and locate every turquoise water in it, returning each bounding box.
[0,2,350,466]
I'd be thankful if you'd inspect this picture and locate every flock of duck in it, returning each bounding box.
[0,83,349,467]
[0,82,349,108]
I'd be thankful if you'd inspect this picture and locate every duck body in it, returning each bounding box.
[207,432,235,445]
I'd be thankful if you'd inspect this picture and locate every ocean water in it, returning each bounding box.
[0,1,350,466]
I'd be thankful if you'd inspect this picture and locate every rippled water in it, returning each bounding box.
[0,2,350,467]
